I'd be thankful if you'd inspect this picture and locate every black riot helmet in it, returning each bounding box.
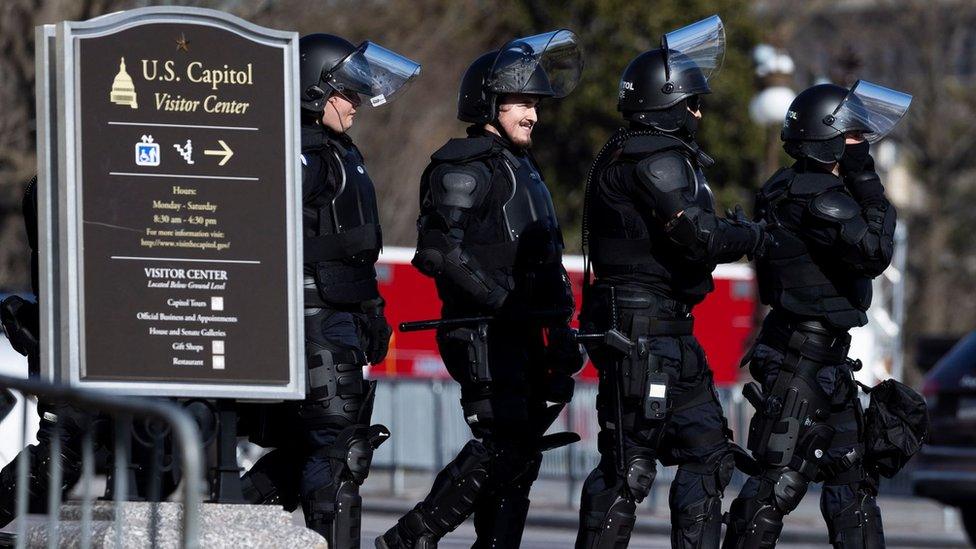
[457,29,582,124]
[300,33,421,116]
[782,79,913,162]
[618,15,725,131]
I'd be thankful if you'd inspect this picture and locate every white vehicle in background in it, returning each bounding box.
[0,307,38,469]
[849,224,908,387]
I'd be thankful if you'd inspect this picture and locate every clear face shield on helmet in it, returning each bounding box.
[661,14,726,95]
[828,79,913,143]
[327,41,421,107]
[487,29,583,98]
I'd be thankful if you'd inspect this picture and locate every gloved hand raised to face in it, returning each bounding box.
[839,140,876,177]
[360,297,392,364]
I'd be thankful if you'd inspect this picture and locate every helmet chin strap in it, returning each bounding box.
[330,99,347,133]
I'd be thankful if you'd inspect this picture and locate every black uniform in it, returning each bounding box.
[379,127,580,548]
[722,78,912,549]
[722,161,895,549]
[240,123,392,547]
[576,129,763,549]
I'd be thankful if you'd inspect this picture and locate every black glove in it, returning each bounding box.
[545,324,586,376]
[750,220,776,260]
[727,205,774,260]
[0,295,38,358]
[360,297,392,364]
[845,171,887,208]
[839,140,875,176]
[726,204,750,224]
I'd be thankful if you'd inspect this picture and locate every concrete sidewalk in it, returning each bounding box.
[362,470,971,548]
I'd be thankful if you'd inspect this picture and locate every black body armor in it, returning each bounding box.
[754,165,896,330]
[413,129,570,318]
[302,125,382,306]
[585,131,757,305]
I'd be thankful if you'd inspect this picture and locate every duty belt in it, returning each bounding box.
[762,315,850,364]
[630,314,694,337]
[592,285,693,321]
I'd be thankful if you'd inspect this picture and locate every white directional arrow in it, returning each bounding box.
[204,139,234,166]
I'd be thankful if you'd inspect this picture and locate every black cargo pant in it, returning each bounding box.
[577,286,735,549]
[723,314,883,549]
[240,305,379,547]
[382,318,566,548]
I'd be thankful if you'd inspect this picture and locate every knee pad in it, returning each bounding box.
[321,422,390,488]
[722,468,808,549]
[300,348,367,429]
[624,456,656,502]
[771,468,809,514]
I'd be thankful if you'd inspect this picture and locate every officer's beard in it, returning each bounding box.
[509,131,533,149]
[489,120,533,149]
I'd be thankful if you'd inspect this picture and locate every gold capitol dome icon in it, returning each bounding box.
[110,57,138,109]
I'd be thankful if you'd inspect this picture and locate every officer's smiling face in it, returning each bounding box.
[321,90,362,133]
[495,94,540,148]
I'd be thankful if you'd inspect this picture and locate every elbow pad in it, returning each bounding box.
[855,203,897,277]
[441,246,508,309]
[666,206,760,264]
[413,240,506,309]
[809,191,868,245]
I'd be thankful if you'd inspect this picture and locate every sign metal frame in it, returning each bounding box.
[37,6,304,399]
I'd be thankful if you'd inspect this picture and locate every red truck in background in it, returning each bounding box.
[369,247,756,386]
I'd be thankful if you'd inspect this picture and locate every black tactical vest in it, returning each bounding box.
[302,128,382,306]
[493,148,563,265]
[755,168,871,329]
[587,133,716,304]
[421,133,568,313]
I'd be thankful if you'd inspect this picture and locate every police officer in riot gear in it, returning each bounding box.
[238,33,419,548]
[722,80,911,549]
[376,30,586,548]
[576,16,770,549]
[0,177,96,527]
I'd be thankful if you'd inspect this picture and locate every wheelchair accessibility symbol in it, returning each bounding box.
[135,135,160,166]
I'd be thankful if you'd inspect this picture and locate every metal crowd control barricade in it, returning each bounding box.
[368,378,916,506]
[0,373,203,549]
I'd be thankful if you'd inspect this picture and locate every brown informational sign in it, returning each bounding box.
[37,7,304,398]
